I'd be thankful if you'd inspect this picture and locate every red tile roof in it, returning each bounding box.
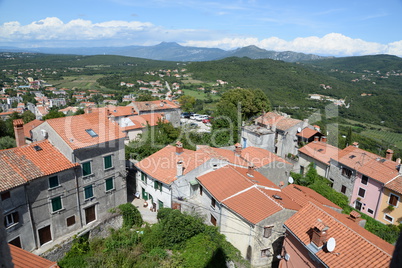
[196,145,249,167]
[281,184,341,210]
[135,145,212,185]
[385,175,402,195]
[131,100,180,112]
[123,113,167,131]
[23,119,44,138]
[9,244,59,268]
[254,112,301,131]
[284,202,393,268]
[241,146,291,168]
[45,111,126,150]
[333,145,399,184]
[0,140,78,192]
[299,141,341,166]
[296,127,320,139]
[93,105,137,117]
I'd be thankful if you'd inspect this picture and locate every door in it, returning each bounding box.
[9,237,21,248]
[38,225,52,246]
[355,201,362,211]
[85,205,96,224]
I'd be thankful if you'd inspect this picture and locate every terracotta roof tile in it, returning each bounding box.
[9,244,59,268]
[254,112,302,131]
[296,127,320,139]
[281,184,341,210]
[196,145,249,167]
[299,141,341,166]
[333,146,399,184]
[241,147,291,167]
[0,140,78,192]
[45,111,126,150]
[135,145,212,185]
[132,100,180,112]
[284,203,393,268]
[385,175,402,195]
[123,113,168,131]
[23,119,44,138]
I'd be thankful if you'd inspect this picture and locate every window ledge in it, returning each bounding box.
[51,208,65,215]
[48,185,62,191]
[104,167,114,171]
[5,222,19,230]
[105,189,116,194]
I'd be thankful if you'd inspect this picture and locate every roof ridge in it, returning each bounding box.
[256,187,285,209]
[309,202,392,257]
[221,184,256,202]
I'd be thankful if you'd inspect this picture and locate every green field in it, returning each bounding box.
[182,89,220,101]
[47,74,111,90]
[361,130,402,149]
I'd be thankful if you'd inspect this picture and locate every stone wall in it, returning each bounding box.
[40,214,123,262]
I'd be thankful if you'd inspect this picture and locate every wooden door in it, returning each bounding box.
[85,205,96,224]
[38,225,52,245]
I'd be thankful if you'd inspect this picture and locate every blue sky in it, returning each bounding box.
[0,0,401,56]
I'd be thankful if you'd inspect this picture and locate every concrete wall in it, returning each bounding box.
[241,128,275,152]
[1,186,35,251]
[327,160,355,201]
[257,161,293,187]
[298,153,328,178]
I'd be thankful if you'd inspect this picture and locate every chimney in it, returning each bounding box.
[234,143,242,155]
[321,136,327,143]
[397,158,401,165]
[314,136,319,142]
[352,142,359,148]
[13,119,25,147]
[311,220,329,248]
[176,141,184,154]
[177,160,184,177]
[247,165,255,177]
[349,210,361,222]
[85,106,92,113]
[386,149,394,161]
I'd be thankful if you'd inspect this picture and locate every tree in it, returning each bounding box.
[345,126,352,148]
[0,136,16,149]
[42,110,65,120]
[219,88,270,119]
[178,95,196,112]
[21,110,35,124]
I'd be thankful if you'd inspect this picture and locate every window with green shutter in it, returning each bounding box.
[48,176,59,189]
[104,155,113,170]
[141,172,147,183]
[105,177,114,191]
[82,161,92,177]
[84,185,94,200]
[51,196,62,212]
[158,200,163,209]
[154,181,162,191]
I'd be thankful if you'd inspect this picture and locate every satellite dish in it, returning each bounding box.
[297,127,302,133]
[288,176,294,184]
[326,237,336,252]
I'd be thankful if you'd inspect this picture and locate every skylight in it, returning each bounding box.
[33,145,42,151]
[85,129,98,137]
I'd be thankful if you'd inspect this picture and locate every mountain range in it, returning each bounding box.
[0,42,327,62]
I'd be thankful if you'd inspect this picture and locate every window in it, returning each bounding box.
[389,193,399,207]
[200,185,203,196]
[142,188,148,200]
[103,155,113,170]
[51,196,63,212]
[355,201,362,211]
[385,214,394,223]
[9,237,21,248]
[211,198,216,208]
[4,212,19,228]
[300,166,304,175]
[38,225,52,246]
[84,185,94,200]
[358,188,366,198]
[66,216,76,227]
[1,191,10,200]
[82,161,92,177]
[210,215,217,226]
[361,175,368,185]
[85,205,96,224]
[367,208,374,214]
[329,178,334,188]
[85,129,98,137]
[341,185,347,194]
[48,176,59,189]
[154,181,162,191]
[263,226,273,238]
[158,200,164,209]
[105,177,114,192]
[261,249,270,258]
[141,172,147,183]
[342,168,352,178]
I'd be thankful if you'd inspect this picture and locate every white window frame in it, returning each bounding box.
[81,160,93,177]
[4,212,18,228]
[103,154,114,170]
[84,184,95,200]
[388,193,399,207]
[105,177,115,192]
[50,195,64,213]
[384,214,394,224]
[357,187,366,198]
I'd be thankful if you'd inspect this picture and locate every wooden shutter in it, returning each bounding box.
[38,225,52,245]
[85,205,96,224]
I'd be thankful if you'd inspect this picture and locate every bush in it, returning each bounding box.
[114,203,143,228]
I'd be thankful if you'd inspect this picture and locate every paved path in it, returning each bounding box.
[131,198,158,224]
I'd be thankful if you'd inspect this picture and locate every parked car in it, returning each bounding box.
[202,118,210,124]
[181,112,191,118]
[190,114,199,120]
[196,115,209,121]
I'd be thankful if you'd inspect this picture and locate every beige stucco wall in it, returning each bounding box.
[377,188,402,225]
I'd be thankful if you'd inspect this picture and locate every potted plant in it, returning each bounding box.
[387,205,395,211]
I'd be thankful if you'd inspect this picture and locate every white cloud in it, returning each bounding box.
[183,33,401,57]
[0,17,401,57]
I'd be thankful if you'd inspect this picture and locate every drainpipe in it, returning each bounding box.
[74,166,83,228]
[24,183,38,249]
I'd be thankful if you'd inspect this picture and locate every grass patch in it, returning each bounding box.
[182,89,220,101]
[47,75,111,90]
[361,130,402,149]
